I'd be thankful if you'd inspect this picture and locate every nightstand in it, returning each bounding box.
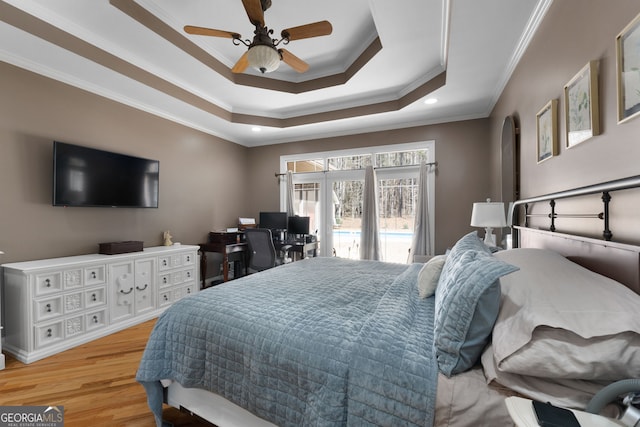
[505,397,624,427]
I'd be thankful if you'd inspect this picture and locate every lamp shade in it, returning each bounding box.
[247,45,281,73]
[470,200,507,228]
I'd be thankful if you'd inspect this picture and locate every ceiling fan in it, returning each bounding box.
[184,0,333,74]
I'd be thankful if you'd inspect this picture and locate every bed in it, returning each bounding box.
[137,176,640,427]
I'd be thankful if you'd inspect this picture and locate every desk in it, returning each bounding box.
[276,240,319,260]
[199,237,248,288]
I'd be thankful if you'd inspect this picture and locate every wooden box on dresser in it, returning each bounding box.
[1,245,199,364]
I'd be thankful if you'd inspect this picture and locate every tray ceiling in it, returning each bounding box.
[0,0,550,146]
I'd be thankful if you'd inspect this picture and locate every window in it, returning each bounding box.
[327,154,372,170]
[281,142,435,262]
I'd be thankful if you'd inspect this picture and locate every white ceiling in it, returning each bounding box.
[0,0,550,147]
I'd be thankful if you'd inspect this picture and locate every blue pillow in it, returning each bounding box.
[434,241,519,377]
[447,231,491,257]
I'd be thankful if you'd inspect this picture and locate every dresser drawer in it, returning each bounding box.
[183,268,195,282]
[158,273,173,288]
[84,265,106,286]
[34,296,63,322]
[85,287,106,308]
[35,321,64,349]
[159,289,173,307]
[86,309,107,332]
[34,272,63,296]
[158,256,171,271]
[183,252,196,266]
[182,283,197,298]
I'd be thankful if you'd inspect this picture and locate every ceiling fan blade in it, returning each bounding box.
[184,25,240,39]
[280,49,309,73]
[232,51,250,73]
[281,20,332,41]
[241,0,265,27]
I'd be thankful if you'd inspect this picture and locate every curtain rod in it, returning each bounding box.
[274,162,437,178]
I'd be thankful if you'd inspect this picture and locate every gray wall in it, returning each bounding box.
[4,0,638,265]
[246,120,492,255]
[489,1,640,243]
[0,62,248,264]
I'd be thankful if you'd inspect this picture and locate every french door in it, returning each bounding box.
[281,142,435,263]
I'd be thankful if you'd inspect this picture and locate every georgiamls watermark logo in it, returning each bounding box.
[0,406,64,427]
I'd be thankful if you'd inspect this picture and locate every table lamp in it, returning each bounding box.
[471,199,506,246]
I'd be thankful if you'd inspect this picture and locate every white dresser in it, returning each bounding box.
[1,245,199,364]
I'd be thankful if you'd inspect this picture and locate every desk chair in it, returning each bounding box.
[244,228,292,272]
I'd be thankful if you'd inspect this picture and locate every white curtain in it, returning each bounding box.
[285,171,295,217]
[409,162,431,261]
[360,165,381,260]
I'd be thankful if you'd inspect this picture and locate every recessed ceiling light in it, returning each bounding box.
[251,126,262,132]
[424,98,438,105]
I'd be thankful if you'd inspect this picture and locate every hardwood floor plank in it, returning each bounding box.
[0,319,214,427]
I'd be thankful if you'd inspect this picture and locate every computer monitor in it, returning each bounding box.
[287,216,310,236]
[259,211,287,231]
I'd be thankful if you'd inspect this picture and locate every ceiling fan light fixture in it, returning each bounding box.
[247,44,281,73]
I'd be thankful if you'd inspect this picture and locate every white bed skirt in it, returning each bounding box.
[165,382,277,427]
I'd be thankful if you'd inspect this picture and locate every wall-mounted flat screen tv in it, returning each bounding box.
[53,141,159,208]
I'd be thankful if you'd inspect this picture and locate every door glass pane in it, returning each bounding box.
[332,180,363,259]
[378,178,417,263]
[292,183,320,235]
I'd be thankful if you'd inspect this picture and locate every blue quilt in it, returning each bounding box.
[137,257,438,426]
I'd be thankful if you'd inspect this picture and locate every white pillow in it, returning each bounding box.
[490,248,640,380]
[417,255,447,298]
[481,344,605,410]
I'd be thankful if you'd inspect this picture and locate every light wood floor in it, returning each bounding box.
[0,319,213,427]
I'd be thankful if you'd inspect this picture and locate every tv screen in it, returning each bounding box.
[259,211,287,230]
[288,216,310,235]
[53,141,159,208]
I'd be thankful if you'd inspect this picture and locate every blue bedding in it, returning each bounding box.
[137,257,438,426]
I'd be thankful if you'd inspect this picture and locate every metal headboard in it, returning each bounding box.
[511,175,640,247]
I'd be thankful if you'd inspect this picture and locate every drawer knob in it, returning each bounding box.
[46,303,52,313]
[187,288,191,294]
[46,328,52,337]
[45,279,51,287]
[92,315,98,323]
[91,271,97,279]
[91,293,97,302]
[163,294,169,301]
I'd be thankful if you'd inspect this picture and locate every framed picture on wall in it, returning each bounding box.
[564,60,600,148]
[536,99,558,163]
[616,12,640,123]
